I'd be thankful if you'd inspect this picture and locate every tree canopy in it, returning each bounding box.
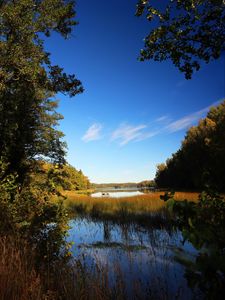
[136,0,225,79]
[155,100,225,191]
[33,162,91,192]
[0,0,83,183]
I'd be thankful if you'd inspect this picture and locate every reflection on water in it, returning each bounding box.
[68,218,199,299]
[91,190,145,198]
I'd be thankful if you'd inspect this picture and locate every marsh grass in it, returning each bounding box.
[1,192,199,299]
[63,191,199,224]
[0,236,47,300]
[1,194,199,300]
[0,236,131,300]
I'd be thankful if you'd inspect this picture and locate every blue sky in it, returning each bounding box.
[46,0,224,183]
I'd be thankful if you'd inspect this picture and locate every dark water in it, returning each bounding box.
[67,218,199,299]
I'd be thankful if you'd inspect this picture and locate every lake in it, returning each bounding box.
[67,216,201,299]
[91,190,145,198]
[91,187,154,198]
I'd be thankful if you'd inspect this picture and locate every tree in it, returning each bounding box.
[170,191,225,298]
[0,0,83,183]
[33,162,91,191]
[155,100,225,191]
[136,0,225,79]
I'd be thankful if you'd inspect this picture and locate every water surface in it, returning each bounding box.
[91,187,154,198]
[91,190,145,198]
[68,217,199,299]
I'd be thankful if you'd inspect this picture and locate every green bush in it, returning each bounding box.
[0,159,70,266]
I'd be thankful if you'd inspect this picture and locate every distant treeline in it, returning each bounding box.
[155,101,225,191]
[33,161,91,191]
[93,180,155,189]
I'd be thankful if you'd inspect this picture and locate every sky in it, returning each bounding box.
[45,0,224,183]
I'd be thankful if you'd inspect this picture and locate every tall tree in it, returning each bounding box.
[155,100,225,191]
[136,0,225,79]
[0,0,83,183]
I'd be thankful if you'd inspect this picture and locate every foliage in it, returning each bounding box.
[137,179,155,188]
[62,164,91,190]
[136,0,225,79]
[0,1,86,298]
[160,190,175,201]
[0,159,70,265]
[155,100,225,191]
[93,180,155,189]
[170,191,225,298]
[0,0,84,268]
[93,182,138,189]
[0,0,83,183]
[31,161,91,192]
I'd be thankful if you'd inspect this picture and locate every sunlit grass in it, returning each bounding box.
[63,191,199,217]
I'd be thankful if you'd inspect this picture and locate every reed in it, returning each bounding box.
[1,190,199,299]
[63,191,199,217]
[0,236,116,300]
[0,236,152,300]
[0,236,46,300]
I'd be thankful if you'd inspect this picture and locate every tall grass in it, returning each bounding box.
[0,192,200,299]
[63,191,199,221]
[0,236,46,300]
[0,236,109,300]
[0,236,149,300]
[0,191,200,299]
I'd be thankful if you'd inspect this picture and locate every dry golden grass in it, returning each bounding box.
[63,191,199,215]
[0,236,133,300]
[173,192,199,202]
[0,237,47,300]
[0,236,110,300]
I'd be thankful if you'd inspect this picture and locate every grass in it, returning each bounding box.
[0,235,158,300]
[0,191,200,300]
[59,191,199,229]
[0,235,122,300]
[0,236,46,300]
[68,188,96,195]
[63,191,199,217]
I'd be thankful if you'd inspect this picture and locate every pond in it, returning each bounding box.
[67,217,201,299]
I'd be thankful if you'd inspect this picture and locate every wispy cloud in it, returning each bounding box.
[165,101,220,133]
[156,115,168,122]
[82,123,103,142]
[82,101,221,146]
[134,130,159,142]
[111,123,159,146]
[111,124,147,146]
[155,115,171,123]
